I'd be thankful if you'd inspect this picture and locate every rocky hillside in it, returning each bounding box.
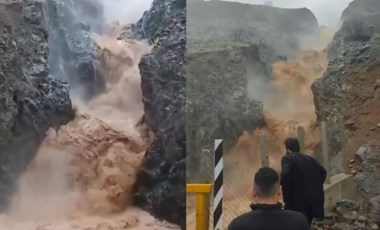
[312,0,380,221]
[44,0,106,101]
[131,0,186,228]
[186,0,319,182]
[0,0,74,209]
[188,0,319,65]
[187,42,265,182]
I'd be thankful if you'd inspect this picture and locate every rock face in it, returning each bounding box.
[0,0,73,209]
[187,42,265,181]
[312,0,380,176]
[186,0,319,182]
[354,146,380,200]
[188,0,319,68]
[43,0,106,100]
[371,196,380,224]
[132,0,186,228]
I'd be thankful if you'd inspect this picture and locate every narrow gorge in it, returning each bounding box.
[0,0,185,229]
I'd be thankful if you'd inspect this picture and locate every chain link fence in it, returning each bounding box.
[187,134,265,229]
[187,126,321,229]
[222,135,263,228]
[186,147,214,229]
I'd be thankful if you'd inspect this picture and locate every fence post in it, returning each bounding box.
[259,135,269,167]
[321,122,331,184]
[338,116,349,173]
[186,184,213,230]
[297,126,306,153]
[214,139,223,230]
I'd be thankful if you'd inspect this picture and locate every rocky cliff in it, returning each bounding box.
[187,42,266,182]
[311,0,380,216]
[0,0,74,209]
[44,0,106,101]
[131,0,186,228]
[188,0,319,67]
[186,0,319,182]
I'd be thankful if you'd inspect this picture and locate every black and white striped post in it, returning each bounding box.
[214,139,223,230]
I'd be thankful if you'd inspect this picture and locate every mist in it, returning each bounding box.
[101,0,153,24]
[226,0,354,26]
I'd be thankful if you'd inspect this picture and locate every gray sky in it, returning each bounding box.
[102,0,153,24]
[226,0,354,26]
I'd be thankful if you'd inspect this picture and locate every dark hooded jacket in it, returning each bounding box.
[281,152,327,224]
[228,203,310,230]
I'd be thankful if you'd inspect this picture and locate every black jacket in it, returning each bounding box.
[228,203,310,230]
[281,152,327,222]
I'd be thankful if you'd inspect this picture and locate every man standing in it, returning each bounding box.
[228,167,310,230]
[281,138,327,225]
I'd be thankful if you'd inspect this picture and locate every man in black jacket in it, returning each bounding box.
[228,167,310,230]
[281,138,327,225]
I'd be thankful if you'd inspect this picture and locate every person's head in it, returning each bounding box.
[284,138,300,154]
[252,167,281,204]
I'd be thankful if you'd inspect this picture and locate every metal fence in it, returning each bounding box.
[186,120,346,229]
[187,134,262,229]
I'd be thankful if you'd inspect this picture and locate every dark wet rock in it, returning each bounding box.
[0,0,74,209]
[132,0,186,228]
[43,0,106,100]
[355,145,371,162]
[370,196,380,224]
[354,145,380,200]
[337,200,361,212]
[187,42,265,182]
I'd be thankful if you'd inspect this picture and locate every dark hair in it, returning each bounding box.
[284,138,300,153]
[254,167,279,198]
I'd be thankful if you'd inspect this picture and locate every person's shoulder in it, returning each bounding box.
[228,212,254,230]
[282,154,294,163]
[305,154,322,165]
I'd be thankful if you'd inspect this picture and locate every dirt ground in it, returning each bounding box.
[0,208,178,230]
[343,65,380,159]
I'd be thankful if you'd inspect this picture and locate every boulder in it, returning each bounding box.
[354,145,380,199]
[337,200,361,212]
[370,196,380,225]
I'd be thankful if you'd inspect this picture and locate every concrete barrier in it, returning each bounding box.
[323,173,360,216]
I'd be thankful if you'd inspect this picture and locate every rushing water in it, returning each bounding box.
[0,11,179,230]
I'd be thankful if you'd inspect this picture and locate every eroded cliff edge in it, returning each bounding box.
[131,0,186,228]
[0,0,74,209]
[312,0,380,215]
